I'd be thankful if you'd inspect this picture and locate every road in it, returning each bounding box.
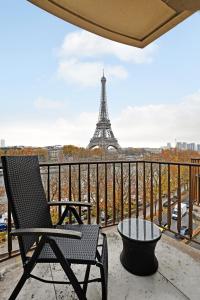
[136,191,200,241]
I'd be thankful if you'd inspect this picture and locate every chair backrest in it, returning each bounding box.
[1,156,52,257]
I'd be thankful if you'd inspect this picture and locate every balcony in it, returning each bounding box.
[1,226,200,299]
[1,159,200,299]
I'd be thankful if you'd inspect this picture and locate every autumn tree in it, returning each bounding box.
[5,147,48,161]
[0,149,5,157]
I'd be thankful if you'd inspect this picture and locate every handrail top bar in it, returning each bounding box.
[1,159,200,168]
[39,160,200,167]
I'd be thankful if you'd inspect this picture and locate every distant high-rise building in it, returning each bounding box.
[0,139,5,148]
[176,141,197,151]
[166,142,171,149]
[197,144,200,151]
[187,143,196,151]
[182,142,187,150]
[176,142,182,150]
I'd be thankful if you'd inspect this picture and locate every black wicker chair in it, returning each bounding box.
[1,156,108,300]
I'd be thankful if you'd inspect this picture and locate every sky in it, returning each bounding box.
[1,1,200,148]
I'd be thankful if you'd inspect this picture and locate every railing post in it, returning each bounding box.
[128,163,131,219]
[143,162,146,219]
[113,163,116,225]
[177,165,181,234]
[87,164,91,224]
[96,163,99,224]
[120,162,124,221]
[78,164,81,217]
[150,163,153,222]
[58,165,61,219]
[47,165,50,202]
[105,163,108,226]
[69,164,72,223]
[167,164,171,229]
[158,163,162,226]
[136,162,139,218]
[189,166,193,239]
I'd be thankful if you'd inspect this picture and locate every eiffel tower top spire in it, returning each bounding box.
[88,74,120,150]
[99,72,109,121]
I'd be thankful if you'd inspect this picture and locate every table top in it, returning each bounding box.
[117,218,161,242]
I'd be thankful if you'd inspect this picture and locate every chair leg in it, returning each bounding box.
[9,236,47,300]
[100,265,107,300]
[48,238,87,300]
[69,206,83,224]
[98,233,108,300]
[83,265,91,295]
[8,272,28,300]
[57,206,69,225]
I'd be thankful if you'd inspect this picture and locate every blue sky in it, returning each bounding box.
[1,1,200,148]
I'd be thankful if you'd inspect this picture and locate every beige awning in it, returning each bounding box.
[28,0,199,48]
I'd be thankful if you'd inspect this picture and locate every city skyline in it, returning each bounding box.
[1,2,200,148]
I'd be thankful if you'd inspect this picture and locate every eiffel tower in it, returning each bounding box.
[88,73,120,150]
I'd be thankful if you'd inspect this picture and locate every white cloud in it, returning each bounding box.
[56,30,157,86]
[34,97,65,110]
[2,112,97,147]
[57,59,127,87]
[4,91,200,148]
[59,30,157,63]
[113,90,200,147]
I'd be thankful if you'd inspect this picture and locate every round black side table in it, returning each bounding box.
[118,218,162,276]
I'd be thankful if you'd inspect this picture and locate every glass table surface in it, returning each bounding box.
[118,218,161,242]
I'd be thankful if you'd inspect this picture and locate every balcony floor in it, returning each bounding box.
[0,226,200,300]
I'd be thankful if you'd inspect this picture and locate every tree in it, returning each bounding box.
[5,147,48,161]
[0,149,4,157]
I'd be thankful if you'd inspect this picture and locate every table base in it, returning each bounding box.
[120,238,159,276]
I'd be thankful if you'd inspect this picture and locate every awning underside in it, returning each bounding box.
[28,0,199,48]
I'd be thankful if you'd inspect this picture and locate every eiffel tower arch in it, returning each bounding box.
[88,74,120,150]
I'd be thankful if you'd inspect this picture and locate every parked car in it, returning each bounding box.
[0,223,7,232]
[81,214,87,221]
[174,226,189,239]
[163,197,177,207]
[163,200,168,207]
[182,200,189,209]
[100,212,111,222]
[180,226,189,235]
[172,203,187,220]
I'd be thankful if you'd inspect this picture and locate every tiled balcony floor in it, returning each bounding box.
[0,227,200,300]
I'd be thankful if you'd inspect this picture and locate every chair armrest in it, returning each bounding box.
[48,201,92,207]
[11,228,82,239]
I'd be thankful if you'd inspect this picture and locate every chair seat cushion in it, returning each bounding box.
[36,224,100,264]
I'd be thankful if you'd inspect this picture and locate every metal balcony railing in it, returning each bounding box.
[1,159,200,261]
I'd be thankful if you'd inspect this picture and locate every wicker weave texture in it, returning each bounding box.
[2,156,52,253]
[38,224,100,263]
